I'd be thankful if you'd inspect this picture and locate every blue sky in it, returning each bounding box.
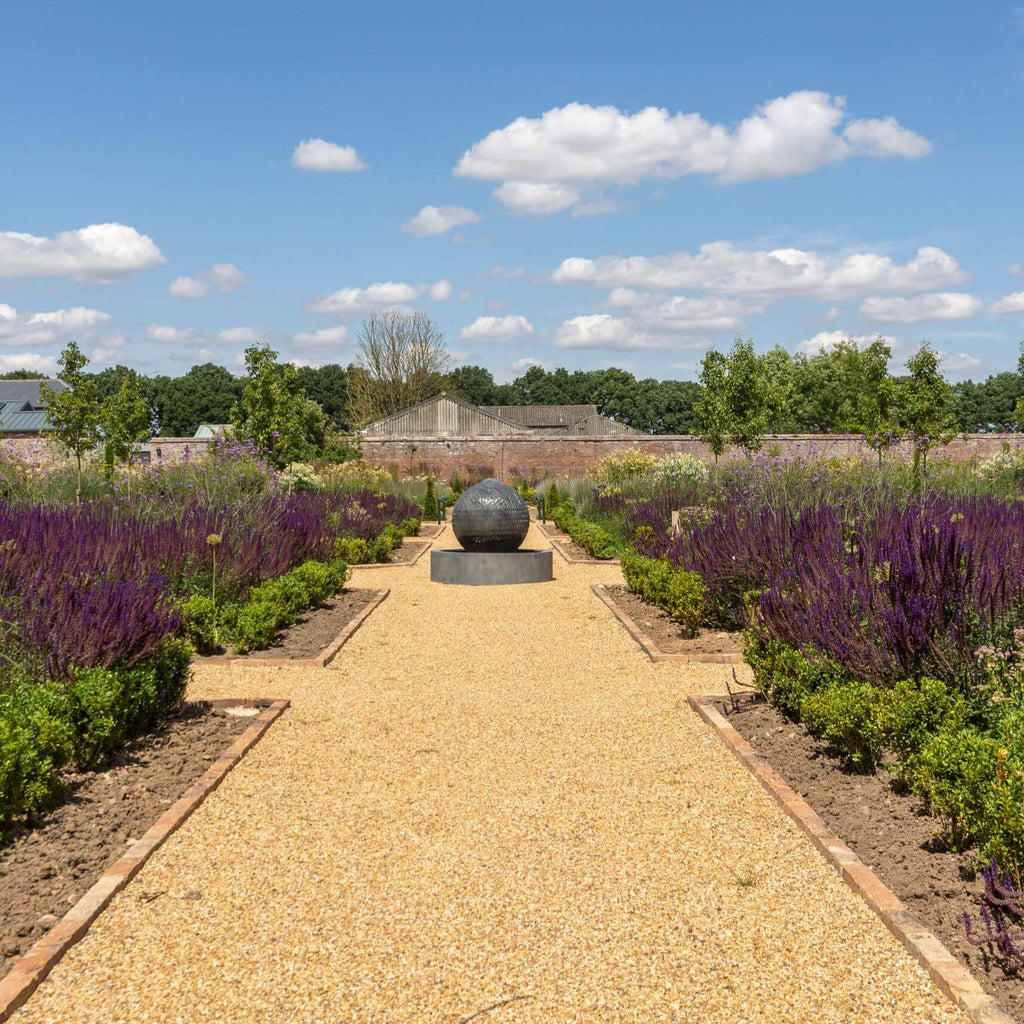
[2,0,1023,382]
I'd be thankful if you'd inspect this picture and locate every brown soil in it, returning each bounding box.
[417,524,444,539]
[724,696,1022,1021]
[0,703,252,979]
[606,585,742,656]
[387,539,429,563]
[243,589,377,660]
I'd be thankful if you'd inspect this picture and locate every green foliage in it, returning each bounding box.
[0,683,74,835]
[421,477,438,521]
[449,473,464,498]
[101,372,151,488]
[898,341,958,474]
[801,681,884,772]
[445,365,500,406]
[874,677,967,759]
[41,342,102,499]
[551,503,618,559]
[335,537,370,564]
[231,344,331,468]
[400,517,420,536]
[744,636,848,718]
[621,551,705,636]
[150,363,242,436]
[230,559,348,653]
[183,594,221,654]
[545,481,561,510]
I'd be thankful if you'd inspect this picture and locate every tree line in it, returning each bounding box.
[3,309,1023,445]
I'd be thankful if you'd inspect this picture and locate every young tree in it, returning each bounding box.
[231,344,327,467]
[695,349,729,461]
[101,373,152,497]
[898,341,957,477]
[725,337,773,456]
[40,342,101,503]
[346,309,449,426]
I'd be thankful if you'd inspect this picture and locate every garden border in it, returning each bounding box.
[193,588,389,669]
[592,584,743,664]
[417,524,445,539]
[687,694,1015,1024]
[0,697,290,1024]
[350,538,432,569]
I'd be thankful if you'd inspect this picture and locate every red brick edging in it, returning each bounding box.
[350,539,432,568]
[592,584,743,664]
[0,697,290,1023]
[193,588,389,670]
[688,695,1015,1024]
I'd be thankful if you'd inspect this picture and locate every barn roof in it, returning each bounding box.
[479,404,599,429]
[361,393,526,437]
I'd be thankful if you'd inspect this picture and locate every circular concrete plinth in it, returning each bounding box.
[430,548,553,586]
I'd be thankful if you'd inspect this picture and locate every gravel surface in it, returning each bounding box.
[14,523,967,1023]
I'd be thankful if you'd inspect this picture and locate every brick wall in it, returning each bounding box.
[1,435,214,467]
[361,433,1024,482]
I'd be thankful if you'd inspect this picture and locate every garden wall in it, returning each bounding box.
[1,436,211,467]
[360,433,1024,481]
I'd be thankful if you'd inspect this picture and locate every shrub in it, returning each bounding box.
[421,478,438,521]
[335,537,369,564]
[400,517,420,537]
[552,505,618,559]
[744,636,847,718]
[621,550,705,636]
[545,481,561,510]
[874,677,967,758]
[183,594,220,654]
[651,454,709,489]
[905,727,1000,848]
[590,449,658,485]
[801,681,884,772]
[232,600,280,654]
[0,682,74,835]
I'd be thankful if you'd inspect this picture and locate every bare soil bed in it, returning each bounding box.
[243,589,377,660]
[0,703,252,980]
[724,695,1022,1021]
[606,585,742,657]
[416,523,444,539]
[387,539,430,563]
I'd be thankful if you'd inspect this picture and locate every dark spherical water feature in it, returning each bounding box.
[451,478,530,552]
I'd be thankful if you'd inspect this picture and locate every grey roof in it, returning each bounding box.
[194,423,232,438]
[0,406,51,433]
[0,379,68,409]
[480,404,599,429]
[361,394,527,436]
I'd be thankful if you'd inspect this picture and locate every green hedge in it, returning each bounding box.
[746,635,1024,878]
[620,550,705,636]
[0,638,191,837]
[551,504,618,559]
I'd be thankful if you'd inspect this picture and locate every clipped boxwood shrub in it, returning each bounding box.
[621,550,705,637]
[552,505,618,559]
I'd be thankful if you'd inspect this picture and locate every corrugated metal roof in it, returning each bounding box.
[0,408,51,433]
[194,423,232,438]
[565,413,646,436]
[480,405,598,428]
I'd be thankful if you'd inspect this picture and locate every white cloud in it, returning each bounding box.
[402,206,482,237]
[1009,263,1023,277]
[168,263,246,300]
[860,292,982,323]
[571,196,620,218]
[147,324,195,344]
[939,351,983,374]
[89,336,128,365]
[291,325,348,350]
[510,356,553,372]
[306,281,421,314]
[0,223,164,281]
[489,265,526,279]
[0,353,58,374]
[555,314,653,350]
[459,315,534,342]
[291,138,366,172]
[553,243,965,300]
[168,276,209,300]
[216,327,259,344]
[286,358,323,369]
[456,93,930,214]
[0,305,112,347]
[796,330,894,355]
[492,181,580,215]
[793,330,978,376]
[991,292,1024,314]
[429,279,453,301]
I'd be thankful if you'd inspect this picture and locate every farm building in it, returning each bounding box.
[361,393,644,437]
[0,379,67,435]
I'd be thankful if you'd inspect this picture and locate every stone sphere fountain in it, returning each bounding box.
[430,478,553,585]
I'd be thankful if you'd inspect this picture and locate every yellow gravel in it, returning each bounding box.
[14,523,967,1023]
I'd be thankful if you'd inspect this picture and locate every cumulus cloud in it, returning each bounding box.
[991,292,1024,314]
[291,325,348,351]
[509,356,553,372]
[0,305,112,347]
[168,263,246,300]
[216,327,259,344]
[555,314,654,350]
[0,353,58,374]
[860,292,982,323]
[0,223,164,281]
[429,279,453,300]
[795,329,979,376]
[456,93,930,214]
[146,324,261,347]
[553,243,965,301]
[796,330,894,355]
[489,265,526,278]
[306,281,420,315]
[402,206,482,237]
[291,138,367,172]
[459,315,534,342]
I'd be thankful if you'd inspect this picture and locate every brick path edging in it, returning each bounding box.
[688,695,1015,1024]
[350,539,432,569]
[0,697,290,1023]
[592,584,743,664]
[193,589,389,670]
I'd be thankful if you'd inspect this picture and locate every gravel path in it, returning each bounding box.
[15,523,967,1023]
